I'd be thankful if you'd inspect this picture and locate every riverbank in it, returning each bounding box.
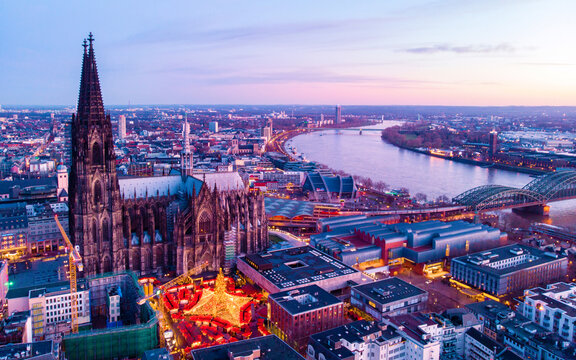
[270,122,377,161]
[266,128,314,160]
[287,126,576,228]
[382,140,548,176]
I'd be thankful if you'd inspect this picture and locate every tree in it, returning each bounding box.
[373,181,389,192]
[363,177,374,189]
[414,193,427,203]
[436,194,450,204]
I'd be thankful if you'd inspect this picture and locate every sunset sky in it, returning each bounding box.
[1,0,575,106]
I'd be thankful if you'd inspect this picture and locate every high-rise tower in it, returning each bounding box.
[335,105,342,124]
[181,115,193,177]
[118,115,126,139]
[489,130,498,158]
[68,34,124,276]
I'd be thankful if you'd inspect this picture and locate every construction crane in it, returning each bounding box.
[54,214,83,334]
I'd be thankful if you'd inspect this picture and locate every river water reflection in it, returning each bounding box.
[287,122,576,229]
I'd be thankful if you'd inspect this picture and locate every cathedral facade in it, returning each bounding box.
[68,35,268,276]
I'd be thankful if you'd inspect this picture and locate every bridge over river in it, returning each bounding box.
[452,169,576,214]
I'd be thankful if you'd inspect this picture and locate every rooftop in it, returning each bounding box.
[0,202,28,229]
[466,327,502,352]
[452,244,565,276]
[190,335,304,360]
[304,172,356,195]
[386,313,438,345]
[239,246,360,290]
[309,320,384,359]
[6,255,88,299]
[0,178,57,197]
[524,282,576,318]
[352,277,427,305]
[0,340,58,360]
[142,348,173,360]
[270,284,342,315]
[264,197,315,220]
[198,172,245,191]
[465,300,517,322]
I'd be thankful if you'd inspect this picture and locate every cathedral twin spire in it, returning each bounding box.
[77,33,106,125]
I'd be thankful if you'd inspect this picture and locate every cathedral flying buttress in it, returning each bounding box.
[68,34,268,277]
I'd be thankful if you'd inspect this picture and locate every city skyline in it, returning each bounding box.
[2,5,576,356]
[1,0,576,106]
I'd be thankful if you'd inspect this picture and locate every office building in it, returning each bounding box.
[306,320,405,360]
[269,284,344,350]
[209,121,219,133]
[0,202,28,258]
[428,309,483,359]
[248,171,305,189]
[118,115,126,139]
[518,282,576,342]
[262,126,272,142]
[237,246,362,296]
[384,314,441,360]
[451,245,567,296]
[464,328,522,360]
[6,257,91,340]
[467,300,576,360]
[190,334,305,360]
[335,105,342,124]
[489,130,498,158]
[466,300,519,341]
[26,203,68,254]
[351,277,428,321]
[501,318,576,360]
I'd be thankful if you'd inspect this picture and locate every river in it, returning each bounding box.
[287,122,576,229]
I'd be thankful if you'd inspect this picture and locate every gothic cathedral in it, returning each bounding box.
[69,34,268,276]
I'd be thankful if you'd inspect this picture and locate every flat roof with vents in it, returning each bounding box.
[237,246,361,293]
[269,284,342,315]
[352,277,427,306]
[452,244,566,276]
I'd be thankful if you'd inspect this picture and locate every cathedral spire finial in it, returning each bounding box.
[76,32,105,123]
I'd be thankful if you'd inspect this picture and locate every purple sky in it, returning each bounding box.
[1,0,575,106]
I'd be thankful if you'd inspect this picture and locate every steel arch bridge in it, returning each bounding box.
[523,169,576,199]
[453,169,576,212]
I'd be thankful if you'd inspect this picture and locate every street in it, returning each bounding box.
[397,272,477,313]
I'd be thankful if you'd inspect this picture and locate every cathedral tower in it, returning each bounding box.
[181,115,193,177]
[69,34,124,276]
